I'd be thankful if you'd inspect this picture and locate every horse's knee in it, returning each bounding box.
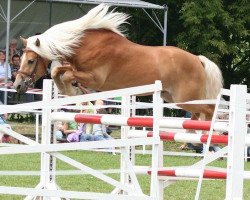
[199,105,214,121]
[161,91,173,102]
[51,67,61,79]
[191,113,200,120]
[61,71,74,83]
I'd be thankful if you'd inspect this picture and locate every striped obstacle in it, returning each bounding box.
[128,130,229,144]
[148,168,227,179]
[51,112,228,132]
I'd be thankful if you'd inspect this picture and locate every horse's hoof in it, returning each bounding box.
[74,86,84,95]
[58,90,66,95]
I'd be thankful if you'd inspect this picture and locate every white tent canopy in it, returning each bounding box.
[52,0,165,9]
[0,0,167,49]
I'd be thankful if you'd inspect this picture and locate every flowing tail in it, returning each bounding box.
[198,55,223,99]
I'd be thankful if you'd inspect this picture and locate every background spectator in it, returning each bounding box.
[9,39,21,63]
[92,108,113,141]
[0,101,15,143]
[58,119,78,142]
[0,50,11,103]
[10,54,20,82]
[79,101,95,142]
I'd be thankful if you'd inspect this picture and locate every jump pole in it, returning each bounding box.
[50,113,228,132]
[127,130,229,144]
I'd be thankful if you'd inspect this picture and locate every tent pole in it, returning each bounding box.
[49,0,52,27]
[4,0,10,105]
[163,5,168,46]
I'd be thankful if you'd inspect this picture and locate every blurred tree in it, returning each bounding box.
[125,0,249,90]
[176,0,249,89]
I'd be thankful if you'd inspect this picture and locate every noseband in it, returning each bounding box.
[17,48,43,88]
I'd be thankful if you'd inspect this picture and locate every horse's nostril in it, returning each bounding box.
[17,85,21,90]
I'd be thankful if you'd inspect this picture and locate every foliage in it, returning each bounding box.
[8,113,36,123]
[125,0,250,90]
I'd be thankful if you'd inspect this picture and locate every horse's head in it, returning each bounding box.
[13,37,49,94]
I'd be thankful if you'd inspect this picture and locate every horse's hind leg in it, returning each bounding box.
[195,104,214,121]
[161,91,203,150]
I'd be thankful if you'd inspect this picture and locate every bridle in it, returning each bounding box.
[17,48,47,88]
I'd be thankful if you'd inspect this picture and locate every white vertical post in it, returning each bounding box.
[25,80,55,200]
[130,95,136,164]
[52,82,60,145]
[226,85,247,200]
[4,0,10,105]
[150,80,162,198]
[40,79,59,200]
[50,81,59,191]
[35,112,39,143]
[158,100,164,200]
[41,79,52,186]
[119,95,131,194]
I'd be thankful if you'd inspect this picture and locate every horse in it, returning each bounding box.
[13,4,223,121]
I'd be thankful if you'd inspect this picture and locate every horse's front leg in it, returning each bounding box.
[72,71,100,89]
[51,66,72,95]
[61,70,83,96]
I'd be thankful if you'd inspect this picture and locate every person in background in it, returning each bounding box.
[92,108,113,141]
[76,121,94,142]
[9,39,21,63]
[10,54,20,82]
[58,118,79,142]
[55,102,94,143]
[0,50,12,103]
[55,120,66,141]
[0,101,16,143]
[92,99,112,140]
[79,101,95,142]
[0,50,11,83]
[92,102,115,154]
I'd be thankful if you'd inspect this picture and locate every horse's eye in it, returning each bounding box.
[28,60,35,65]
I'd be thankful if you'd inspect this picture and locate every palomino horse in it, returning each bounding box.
[14,4,223,121]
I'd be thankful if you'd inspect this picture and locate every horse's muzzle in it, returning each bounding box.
[13,79,29,94]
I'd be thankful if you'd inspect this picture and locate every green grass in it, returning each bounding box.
[0,150,250,200]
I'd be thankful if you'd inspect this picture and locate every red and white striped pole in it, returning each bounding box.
[148,168,227,179]
[50,112,228,132]
[128,130,229,144]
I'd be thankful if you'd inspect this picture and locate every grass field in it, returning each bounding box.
[0,122,250,199]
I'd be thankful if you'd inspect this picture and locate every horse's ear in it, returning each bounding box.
[35,38,40,47]
[20,36,27,47]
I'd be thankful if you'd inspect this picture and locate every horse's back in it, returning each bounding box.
[145,46,207,99]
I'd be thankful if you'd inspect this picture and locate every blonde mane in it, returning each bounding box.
[26,4,129,60]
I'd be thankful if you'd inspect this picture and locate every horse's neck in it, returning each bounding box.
[38,57,50,75]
